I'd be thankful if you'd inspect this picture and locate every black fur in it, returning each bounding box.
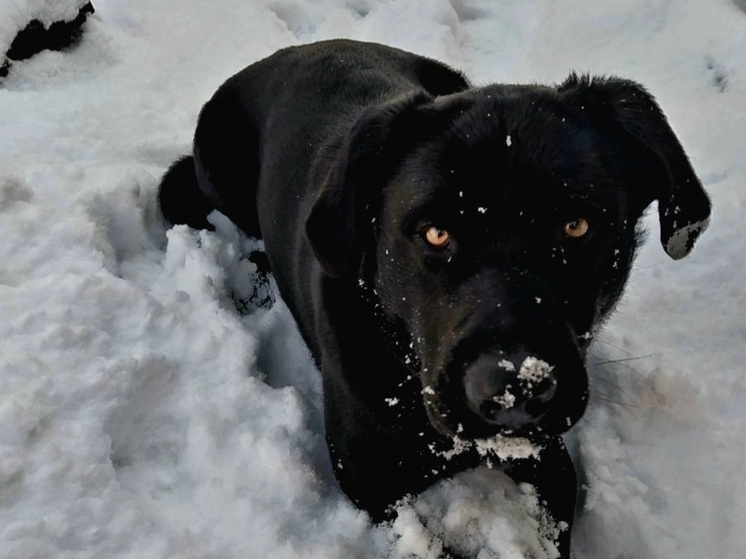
[158,39,710,557]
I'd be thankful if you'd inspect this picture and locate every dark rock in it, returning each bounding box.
[1,2,95,79]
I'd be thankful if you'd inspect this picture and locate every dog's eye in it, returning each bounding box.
[563,218,590,239]
[424,226,450,248]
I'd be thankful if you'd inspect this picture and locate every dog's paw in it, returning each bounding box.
[232,252,275,314]
[390,468,563,559]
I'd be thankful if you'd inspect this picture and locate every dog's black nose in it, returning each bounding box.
[463,353,557,432]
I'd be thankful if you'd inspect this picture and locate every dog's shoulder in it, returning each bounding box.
[308,39,471,96]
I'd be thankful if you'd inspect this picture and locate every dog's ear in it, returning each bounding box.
[305,92,436,277]
[559,74,711,259]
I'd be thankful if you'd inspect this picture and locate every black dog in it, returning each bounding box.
[158,39,710,557]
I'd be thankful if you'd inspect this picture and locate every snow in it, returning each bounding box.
[517,356,554,385]
[1,0,744,558]
[663,217,711,260]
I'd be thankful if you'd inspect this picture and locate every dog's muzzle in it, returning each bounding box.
[420,323,589,440]
[463,351,558,433]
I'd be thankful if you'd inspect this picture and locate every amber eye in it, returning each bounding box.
[424,226,450,248]
[563,218,590,238]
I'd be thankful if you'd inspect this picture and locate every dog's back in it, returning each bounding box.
[159,40,468,237]
[158,40,469,351]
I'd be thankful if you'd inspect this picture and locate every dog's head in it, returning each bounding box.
[306,75,711,440]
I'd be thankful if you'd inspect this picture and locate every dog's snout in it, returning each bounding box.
[463,353,557,432]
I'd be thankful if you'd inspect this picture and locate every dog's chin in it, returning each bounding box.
[423,398,580,443]
[422,398,513,440]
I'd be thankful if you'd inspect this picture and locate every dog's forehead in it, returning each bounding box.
[390,87,630,223]
[446,86,604,178]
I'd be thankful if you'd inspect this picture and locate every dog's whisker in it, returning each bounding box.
[591,391,635,407]
[591,392,650,409]
[588,337,637,357]
[592,390,689,411]
[588,354,654,367]
[631,261,667,271]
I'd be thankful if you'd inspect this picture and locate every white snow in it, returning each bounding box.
[431,433,539,463]
[664,216,711,260]
[494,389,516,410]
[473,435,540,462]
[518,356,554,386]
[1,0,745,558]
[499,358,516,371]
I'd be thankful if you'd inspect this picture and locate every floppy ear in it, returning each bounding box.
[559,74,712,259]
[305,92,435,277]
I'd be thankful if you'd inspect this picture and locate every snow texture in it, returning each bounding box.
[1,0,745,558]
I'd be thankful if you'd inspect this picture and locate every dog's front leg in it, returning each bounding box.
[506,436,577,558]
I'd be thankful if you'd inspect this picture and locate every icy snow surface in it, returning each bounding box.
[1,0,744,558]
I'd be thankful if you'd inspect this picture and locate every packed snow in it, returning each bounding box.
[1,0,744,558]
